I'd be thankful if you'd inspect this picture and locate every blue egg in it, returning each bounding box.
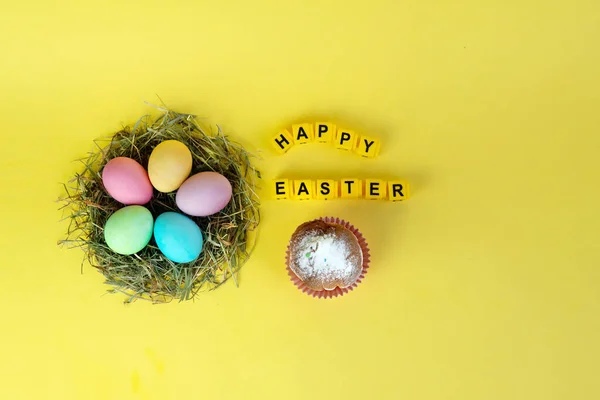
[153,212,203,263]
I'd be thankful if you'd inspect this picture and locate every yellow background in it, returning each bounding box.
[1,1,599,399]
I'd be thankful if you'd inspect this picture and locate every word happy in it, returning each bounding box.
[271,178,409,201]
[271,122,381,158]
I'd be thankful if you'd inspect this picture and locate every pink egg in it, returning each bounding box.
[176,172,232,216]
[102,157,153,205]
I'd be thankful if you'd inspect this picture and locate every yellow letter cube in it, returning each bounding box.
[292,123,314,144]
[335,128,358,151]
[340,178,362,198]
[294,179,315,200]
[271,129,294,154]
[365,179,386,200]
[272,179,290,199]
[316,179,337,200]
[355,135,381,158]
[314,122,335,143]
[388,181,410,201]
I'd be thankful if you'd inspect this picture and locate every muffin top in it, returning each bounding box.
[288,220,363,291]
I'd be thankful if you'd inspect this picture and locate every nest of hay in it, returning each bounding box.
[59,107,260,303]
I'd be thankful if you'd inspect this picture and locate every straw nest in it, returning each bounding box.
[59,107,260,303]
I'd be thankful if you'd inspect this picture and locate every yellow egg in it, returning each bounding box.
[148,140,193,192]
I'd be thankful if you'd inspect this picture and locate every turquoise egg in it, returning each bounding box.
[104,206,153,255]
[154,212,203,263]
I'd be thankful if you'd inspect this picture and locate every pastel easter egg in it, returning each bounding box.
[154,212,203,263]
[147,140,192,192]
[102,157,153,205]
[104,206,154,255]
[176,172,233,217]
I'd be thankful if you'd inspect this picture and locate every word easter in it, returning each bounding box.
[271,122,381,158]
[272,179,409,201]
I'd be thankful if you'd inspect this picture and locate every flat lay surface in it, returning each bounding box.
[1,1,599,399]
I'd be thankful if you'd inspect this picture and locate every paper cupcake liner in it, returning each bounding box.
[286,216,370,299]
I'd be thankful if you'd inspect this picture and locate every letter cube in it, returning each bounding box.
[340,178,362,199]
[388,181,410,201]
[314,122,336,143]
[292,123,314,144]
[294,179,315,200]
[271,129,294,154]
[272,179,290,199]
[355,135,381,158]
[316,179,337,200]
[335,128,358,151]
[365,179,386,200]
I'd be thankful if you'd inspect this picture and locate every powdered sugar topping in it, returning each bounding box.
[292,229,362,288]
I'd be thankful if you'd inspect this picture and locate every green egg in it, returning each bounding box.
[104,206,154,255]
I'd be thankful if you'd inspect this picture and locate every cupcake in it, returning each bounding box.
[286,217,370,298]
